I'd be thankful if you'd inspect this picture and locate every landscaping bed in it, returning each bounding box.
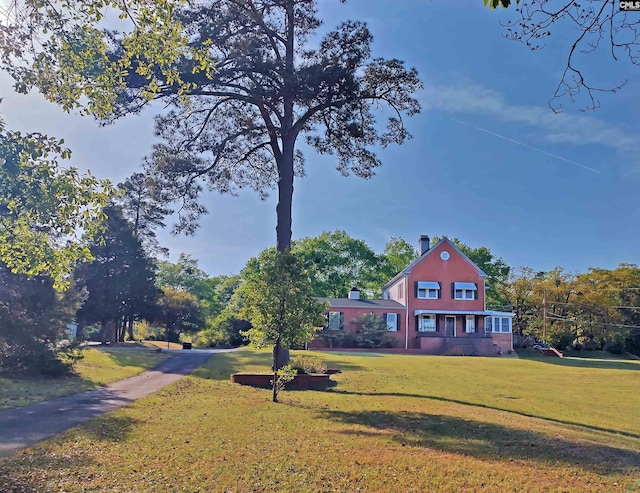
[230,372,333,389]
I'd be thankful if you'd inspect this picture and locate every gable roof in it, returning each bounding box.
[381,237,487,290]
[316,297,406,309]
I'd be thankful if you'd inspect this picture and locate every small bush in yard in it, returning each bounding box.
[291,355,327,374]
[271,364,297,394]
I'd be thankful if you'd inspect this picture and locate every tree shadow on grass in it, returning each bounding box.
[322,409,640,476]
[192,350,364,381]
[76,415,138,443]
[517,351,640,371]
[0,415,137,493]
[329,389,640,440]
[92,347,170,368]
[192,351,271,381]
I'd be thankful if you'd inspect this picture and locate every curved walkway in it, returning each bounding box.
[0,350,227,458]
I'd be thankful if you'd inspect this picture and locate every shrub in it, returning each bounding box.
[604,333,625,355]
[548,329,574,350]
[133,320,164,341]
[291,355,327,374]
[0,340,79,377]
[353,314,399,349]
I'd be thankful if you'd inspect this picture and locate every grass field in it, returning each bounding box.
[0,347,170,409]
[1,349,638,492]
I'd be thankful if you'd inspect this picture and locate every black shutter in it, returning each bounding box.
[339,312,344,329]
[414,281,419,298]
[451,282,455,299]
[383,312,388,329]
[474,283,479,300]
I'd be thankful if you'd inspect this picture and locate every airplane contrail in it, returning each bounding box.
[450,117,600,174]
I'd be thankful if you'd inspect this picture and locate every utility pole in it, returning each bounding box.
[543,289,547,345]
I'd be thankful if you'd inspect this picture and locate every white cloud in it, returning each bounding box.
[420,82,639,154]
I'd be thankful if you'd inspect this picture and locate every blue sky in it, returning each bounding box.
[1,1,638,277]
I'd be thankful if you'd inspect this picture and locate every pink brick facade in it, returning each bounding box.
[311,237,514,356]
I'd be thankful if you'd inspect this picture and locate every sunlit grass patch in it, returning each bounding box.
[141,340,184,350]
[0,347,170,409]
[0,348,638,492]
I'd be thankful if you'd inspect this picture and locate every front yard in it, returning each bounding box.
[0,348,638,492]
[0,346,170,409]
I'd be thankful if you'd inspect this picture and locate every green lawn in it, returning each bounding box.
[0,347,170,409]
[1,348,639,492]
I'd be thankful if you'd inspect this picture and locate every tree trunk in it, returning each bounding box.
[127,316,135,341]
[100,320,108,345]
[271,0,296,403]
[272,337,281,403]
[275,0,296,254]
[275,141,294,254]
[118,317,126,342]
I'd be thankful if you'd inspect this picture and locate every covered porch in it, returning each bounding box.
[412,310,514,354]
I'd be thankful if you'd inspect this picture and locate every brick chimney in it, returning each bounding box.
[419,235,430,256]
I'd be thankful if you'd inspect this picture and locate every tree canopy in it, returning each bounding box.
[238,249,327,401]
[484,0,639,111]
[0,120,112,289]
[0,0,422,251]
[0,118,112,370]
[0,0,215,118]
[115,172,172,256]
[75,205,158,343]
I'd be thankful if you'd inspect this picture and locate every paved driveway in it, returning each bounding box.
[0,350,226,457]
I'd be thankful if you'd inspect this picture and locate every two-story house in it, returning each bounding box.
[310,236,514,356]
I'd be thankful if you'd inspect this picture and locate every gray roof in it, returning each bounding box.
[316,297,406,309]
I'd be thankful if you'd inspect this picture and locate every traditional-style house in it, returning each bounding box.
[310,236,514,356]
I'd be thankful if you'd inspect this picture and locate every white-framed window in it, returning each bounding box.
[417,282,440,299]
[454,282,477,300]
[465,315,476,333]
[328,311,344,330]
[455,289,475,300]
[485,316,511,333]
[386,313,399,332]
[418,288,439,299]
[418,314,436,332]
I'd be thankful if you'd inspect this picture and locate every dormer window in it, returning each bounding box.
[453,282,477,300]
[416,281,440,299]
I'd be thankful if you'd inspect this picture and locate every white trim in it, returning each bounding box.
[417,313,437,332]
[465,315,476,333]
[454,289,475,300]
[405,278,409,349]
[417,287,439,299]
[386,313,399,332]
[485,315,512,333]
[414,309,514,316]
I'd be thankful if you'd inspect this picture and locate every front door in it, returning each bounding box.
[445,316,456,337]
